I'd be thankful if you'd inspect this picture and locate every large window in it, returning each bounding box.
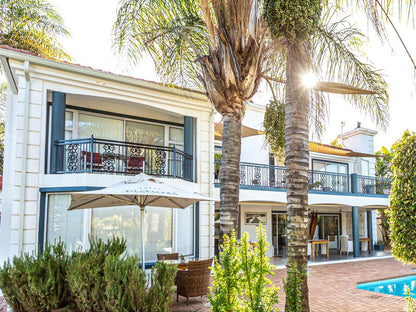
[92,206,173,261]
[47,195,84,252]
[313,160,348,174]
[78,113,124,141]
[46,194,194,261]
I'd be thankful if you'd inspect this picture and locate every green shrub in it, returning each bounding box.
[103,254,147,312]
[389,130,416,264]
[209,224,279,312]
[0,240,71,312]
[146,261,177,311]
[67,236,126,312]
[283,266,304,312]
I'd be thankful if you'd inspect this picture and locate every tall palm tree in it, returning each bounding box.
[113,0,389,247]
[0,0,70,60]
[263,1,414,310]
[114,0,271,240]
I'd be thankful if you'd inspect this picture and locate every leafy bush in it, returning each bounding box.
[283,266,304,312]
[103,254,146,312]
[0,236,177,312]
[67,236,127,312]
[0,240,71,312]
[146,261,177,311]
[389,130,416,264]
[209,224,279,311]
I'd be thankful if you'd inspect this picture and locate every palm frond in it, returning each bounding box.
[0,0,70,60]
[113,0,208,89]
[313,14,389,130]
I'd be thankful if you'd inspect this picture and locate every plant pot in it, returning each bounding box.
[374,244,385,251]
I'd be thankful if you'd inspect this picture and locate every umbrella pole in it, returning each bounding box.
[141,206,145,272]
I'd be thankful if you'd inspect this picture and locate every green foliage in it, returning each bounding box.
[146,261,177,312]
[263,100,285,160]
[389,130,416,264]
[103,254,146,312]
[209,225,279,311]
[209,231,242,311]
[67,236,127,312]
[0,240,71,312]
[263,0,322,42]
[406,287,416,312]
[283,266,305,312]
[0,0,70,60]
[239,226,279,312]
[375,146,392,178]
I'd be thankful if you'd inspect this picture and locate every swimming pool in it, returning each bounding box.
[357,272,416,298]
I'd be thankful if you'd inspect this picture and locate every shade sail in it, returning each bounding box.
[214,122,264,141]
[69,173,215,270]
[309,142,381,158]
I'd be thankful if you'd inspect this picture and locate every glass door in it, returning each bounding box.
[272,213,287,257]
[317,215,339,249]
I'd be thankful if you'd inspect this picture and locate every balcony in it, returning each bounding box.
[53,136,193,181]
[214,160,390,196]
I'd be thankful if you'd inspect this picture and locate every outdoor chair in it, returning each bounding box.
[81,151,103,170]
[176,258,213,305]
[340,235,353,256]
[126,156,145,173]
[157,253,179,260]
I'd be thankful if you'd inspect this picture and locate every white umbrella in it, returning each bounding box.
[68,173,215,270]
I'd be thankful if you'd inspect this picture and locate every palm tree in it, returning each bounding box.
[263,1,414,310]
[0,0,70,60]
[113,0,389,245]
[114,0,272,240]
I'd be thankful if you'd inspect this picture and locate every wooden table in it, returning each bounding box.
[161,259,189,270]
[359,238,372,252]
[309,240,329,259]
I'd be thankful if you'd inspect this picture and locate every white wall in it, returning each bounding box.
[240,204,274,258]
[0,55,215,261]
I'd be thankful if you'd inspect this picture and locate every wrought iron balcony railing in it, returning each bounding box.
[357,175,391,195]
[214,160,390,195]
[53,136,193,181]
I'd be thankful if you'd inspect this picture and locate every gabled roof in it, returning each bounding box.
[0,45,207,100]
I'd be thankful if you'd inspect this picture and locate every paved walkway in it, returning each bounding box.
[1,257,415,311]
[169,257,416,312]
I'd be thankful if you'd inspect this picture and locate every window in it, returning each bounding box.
[47,194,84,252]
[78,113,124,141]
[92,206,173,261]
[46,194,192,261]
[312,160,348,174]
[126,120,165,146]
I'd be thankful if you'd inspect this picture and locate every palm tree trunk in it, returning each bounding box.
[219,113,242,241]
[285,40,311,312]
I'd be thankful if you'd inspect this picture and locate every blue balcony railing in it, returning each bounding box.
[53,136,193,181]
[357,175,391,195]
[214,160,390,195]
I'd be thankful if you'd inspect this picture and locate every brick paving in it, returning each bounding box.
[169,257,416,312]
[1,257,415,311]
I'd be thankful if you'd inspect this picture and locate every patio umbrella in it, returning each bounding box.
[214,122,264,141]
[68,173,215,270]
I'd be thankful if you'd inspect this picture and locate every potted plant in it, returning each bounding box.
[374,241,385,251]
[180,254,185,263]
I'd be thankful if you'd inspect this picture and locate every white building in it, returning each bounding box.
[214,103,389,258]
[0,46,389,264]
[0,46,215,265]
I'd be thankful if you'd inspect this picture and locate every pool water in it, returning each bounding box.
[357,272,416,298]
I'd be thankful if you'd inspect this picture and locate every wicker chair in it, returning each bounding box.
[176,258,213,305]
[157,253,179,260]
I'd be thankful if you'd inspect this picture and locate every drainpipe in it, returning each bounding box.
[18,61,30,255]
[208,108,215,257]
